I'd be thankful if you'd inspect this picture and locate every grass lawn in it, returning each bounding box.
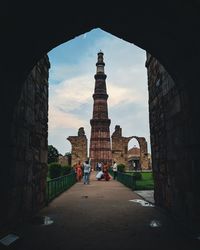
[126,171,154,190]
[135,172,154,190]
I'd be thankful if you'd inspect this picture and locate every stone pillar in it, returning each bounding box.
[67,127,87,167]
[133,136,149,170]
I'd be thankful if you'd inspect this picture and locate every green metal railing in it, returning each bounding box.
[46,172,76,204]
[109,169,136,190]
[117,171,136,190]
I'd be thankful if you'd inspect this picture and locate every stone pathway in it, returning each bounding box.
[135,190,154,204]
[4,172,200,250]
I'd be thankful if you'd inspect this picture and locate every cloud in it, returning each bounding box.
[49,64,76,83]
[48,75,93,132]
[48,105,86,131]
[108,83,145,107]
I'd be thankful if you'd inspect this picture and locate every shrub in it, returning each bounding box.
[61,165,72,176]
[48,162,62,179]
[117,164,126,172]
[133,172,142,180]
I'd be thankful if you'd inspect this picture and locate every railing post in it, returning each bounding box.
[132,175,136,190]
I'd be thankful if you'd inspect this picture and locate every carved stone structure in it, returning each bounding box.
[69,54,149,171]
[67,127,87,167]
[89,52,112,169]
[111,125,133,167]
[112,125,150,170]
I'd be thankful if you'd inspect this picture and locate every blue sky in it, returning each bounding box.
[48,28,150,155]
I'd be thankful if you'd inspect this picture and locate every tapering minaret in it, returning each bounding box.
[89,51,112,169]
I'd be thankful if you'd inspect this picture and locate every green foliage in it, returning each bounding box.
[64,152,71,157]
[135,172,154,190]
[125,172,154,190]
[48,145,59,164]
[117,164,126,172]
[133,172,142,180]
[49,162,62,179]
[48,163,73,179]
[61,165,72,176]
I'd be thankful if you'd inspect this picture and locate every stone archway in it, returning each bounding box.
[111,125,134,167]
[112,126,150,170]
[1,2,200,231]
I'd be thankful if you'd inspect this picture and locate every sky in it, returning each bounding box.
[47,28,150,155]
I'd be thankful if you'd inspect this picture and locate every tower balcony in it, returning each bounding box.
[90,118,111,126]
[94,73,107,80]
[92,93,108,100]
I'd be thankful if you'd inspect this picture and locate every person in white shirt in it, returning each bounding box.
[83,159,91,184]
[97,162,102,171]
[112,161,118,180]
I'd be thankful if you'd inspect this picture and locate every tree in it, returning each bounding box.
[64,152,71,157]
[48,145,59,164]
[117,163,126,172]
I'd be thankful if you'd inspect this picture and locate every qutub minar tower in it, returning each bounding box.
[89,51,112,169]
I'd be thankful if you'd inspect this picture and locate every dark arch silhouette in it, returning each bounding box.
[1,1,200,232]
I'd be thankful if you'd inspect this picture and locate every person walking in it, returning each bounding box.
[75,161,83,182]
[83,159,91,184]
[112,161,118,180]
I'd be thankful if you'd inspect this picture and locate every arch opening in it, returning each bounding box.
[48,28,151,170]
[1,7,200,236]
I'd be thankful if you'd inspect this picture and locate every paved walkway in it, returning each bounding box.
[6,172,200,250]
[135,190,154,204]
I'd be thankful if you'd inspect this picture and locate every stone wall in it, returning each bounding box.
[111,125,133,167]
[146,53,199,230]
[6,56,50,227]
[112,125,150,170]
[67,127,88,167]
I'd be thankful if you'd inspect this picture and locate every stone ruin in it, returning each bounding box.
[67,127,87,167]
[111,125,150,170]
[68,124,150,170]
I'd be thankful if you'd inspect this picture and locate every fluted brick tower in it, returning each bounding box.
[89,51,112,169]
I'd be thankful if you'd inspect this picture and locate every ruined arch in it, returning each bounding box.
[112,126,150,170]
[111,125,133,167]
